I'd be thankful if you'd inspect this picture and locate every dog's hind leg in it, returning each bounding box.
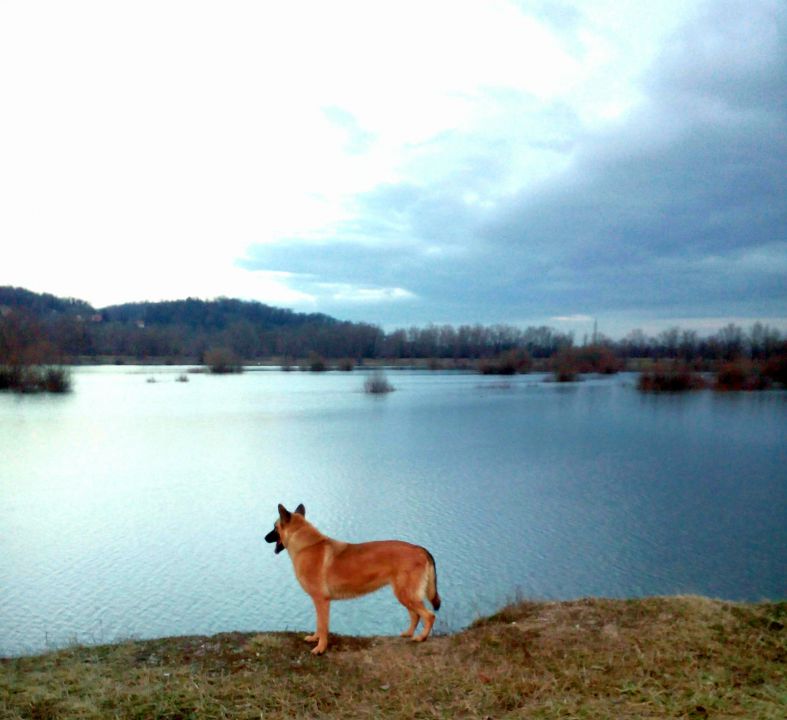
[393,583,434,642]
[410,600,435,642]
[400,608,420,638]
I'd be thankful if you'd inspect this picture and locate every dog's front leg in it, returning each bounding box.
[309,595,330,655]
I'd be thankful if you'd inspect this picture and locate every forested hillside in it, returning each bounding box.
[1,287,784,368]
[0,287,575,362]
[0,286,93,317]
[0,287,382,361]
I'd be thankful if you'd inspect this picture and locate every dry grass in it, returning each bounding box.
[1,597,784,719]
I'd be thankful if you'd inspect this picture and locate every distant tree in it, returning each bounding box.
[657,327,680,358]
[620,329,650,358]
[716,323,745,360]
[749,323,781,359]
[678,330,699,360]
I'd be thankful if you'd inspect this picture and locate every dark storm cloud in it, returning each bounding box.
[489,0,787,316]
[244,0,786,327]
[241,181,489,308]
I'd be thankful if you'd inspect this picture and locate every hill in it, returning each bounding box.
[0,287,382,361]
[1,596,784,719]
[100,297,337,331]
[0,287,338,331]
[0,286,94,317]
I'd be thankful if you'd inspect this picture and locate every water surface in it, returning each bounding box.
[1,367,784,656]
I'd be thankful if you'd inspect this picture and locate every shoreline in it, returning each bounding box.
[2,595,784,718]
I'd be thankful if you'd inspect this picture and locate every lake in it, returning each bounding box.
[1,367,785,656]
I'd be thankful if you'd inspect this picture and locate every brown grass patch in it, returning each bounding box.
[1,597,784,719]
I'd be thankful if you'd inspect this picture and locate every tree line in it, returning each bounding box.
[1,286,784,365]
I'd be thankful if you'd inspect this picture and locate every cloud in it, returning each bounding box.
[552,314,594,323]
[242,0,786,330]
[322,106,376,155]
[312,283,416,304]
[492,0,787,305]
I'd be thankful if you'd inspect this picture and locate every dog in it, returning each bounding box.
[265,503,440,655]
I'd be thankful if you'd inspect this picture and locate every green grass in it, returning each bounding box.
[1,596,784,719]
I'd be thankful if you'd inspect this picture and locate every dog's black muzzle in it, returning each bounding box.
[265,527,285,554]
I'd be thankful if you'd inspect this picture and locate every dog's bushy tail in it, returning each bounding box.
[424,549,441,611]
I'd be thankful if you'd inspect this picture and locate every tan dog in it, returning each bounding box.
[265,503,441,655]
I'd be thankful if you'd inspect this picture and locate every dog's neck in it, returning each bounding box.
[285,521,327,555]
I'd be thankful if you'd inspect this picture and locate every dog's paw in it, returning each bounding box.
[304,633,318,642]
[311,644,327,655]
[400,630,414,638]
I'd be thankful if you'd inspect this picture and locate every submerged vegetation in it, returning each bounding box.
[203,347,243,374]
[1,596,783,719]
[638,357,786,393]
[363,371,395,394]
[714,359,776,391]
[304,351,327,372]
[478,348,532,375]
[0,364,71,393]
[638,363,707,393]
[551,345,621,382]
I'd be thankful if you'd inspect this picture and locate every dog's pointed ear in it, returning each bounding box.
[295,503,305,517]
[278,504,291,523]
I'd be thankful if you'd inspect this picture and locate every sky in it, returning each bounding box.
[1,0,785,337]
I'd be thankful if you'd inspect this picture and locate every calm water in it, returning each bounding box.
[1,367,785,656]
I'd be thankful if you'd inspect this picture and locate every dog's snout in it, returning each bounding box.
[265,526,285,554]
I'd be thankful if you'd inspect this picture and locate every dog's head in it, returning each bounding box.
[265,503,305,554]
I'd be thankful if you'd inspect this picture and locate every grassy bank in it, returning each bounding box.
[2,597,784,719]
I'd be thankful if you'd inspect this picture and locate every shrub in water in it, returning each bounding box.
[478,349,532,375]
[714,361,748,391]
[363,372,394,394]
[0,364,71,393]
[551,346,620,379]
[761,353,787,386]
[307,352,327,372]
[715,360,773,391]
[638,363,705,392]
[203,347,243,374]
[41,367,71,393]
[0,366,22,390]
[551,348,580,382]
